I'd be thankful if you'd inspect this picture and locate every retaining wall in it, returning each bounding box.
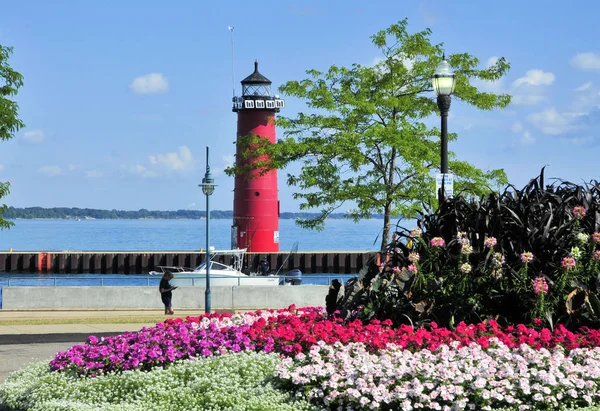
[1,285,330,310]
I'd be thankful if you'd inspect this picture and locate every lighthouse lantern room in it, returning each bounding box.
[231,61,284,252]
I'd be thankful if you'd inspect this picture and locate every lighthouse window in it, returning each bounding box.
[243,84,271,97]
[254,191,260,197]
[255,100,265,109]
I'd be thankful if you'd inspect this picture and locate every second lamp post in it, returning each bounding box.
[432,54,456,202]
[199,146,216,313]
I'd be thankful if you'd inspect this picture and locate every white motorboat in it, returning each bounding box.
[149,248,280,286]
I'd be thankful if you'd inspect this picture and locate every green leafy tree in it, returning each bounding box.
[227,20,511,250]
[0,45,25,230]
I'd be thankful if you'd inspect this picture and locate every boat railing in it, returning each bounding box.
[3,274,356,287]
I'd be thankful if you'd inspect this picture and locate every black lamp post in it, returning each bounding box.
[198,146,216,313]
[432,54,456,202]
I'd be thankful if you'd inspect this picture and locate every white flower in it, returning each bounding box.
[577,233,590,243]
[459,263,472,274]
[570,247,583,259]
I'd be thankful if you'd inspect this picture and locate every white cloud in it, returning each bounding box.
[486,56,499,68]
[511,122,523,133]
[0,164,4,171]
[212,154,236,177]
[222,155,235,169]
[123,146,194,178]
[513,69,555,87]
[560,136,594,145]
[463,123,473,131]
[21,129,45,144]
[512,94,547,105]
[509,69,555,106]
[571,52,600,71]
[520,131,535,145]
[528,108,584,135]
[472,77,505,94]
[122,164,159,178]
[149,146,193,171]
[575,81,593,92]
[68,164,82,171]
[130,73,169,94]
[39,165,65,176]
[85,170,103,178]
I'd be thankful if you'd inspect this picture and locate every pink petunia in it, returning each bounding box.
[573,206,586,220]
[484,237,497,248]
[561,256,576,270]
[532,277,548,295]
[430,237,445,247]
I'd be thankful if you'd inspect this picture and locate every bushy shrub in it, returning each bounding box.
[329,169,600,329]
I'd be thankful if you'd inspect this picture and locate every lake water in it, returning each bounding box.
[0,218,394,252]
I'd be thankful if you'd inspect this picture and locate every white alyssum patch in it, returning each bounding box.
[0,352,317,411]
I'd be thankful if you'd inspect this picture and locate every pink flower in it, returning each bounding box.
[407,263,418,273]
[561,256,576,270]
[520,252,534,264]
[408,252,420,263]
[459,263,472,273]
[484,236,497,248]
[593,251,600,261]
[430,237,445,247]
[409,227,423,238]
[593,232,600,244]
[573,206,586,220]
[533,277,548,295]
[392,266,401,274]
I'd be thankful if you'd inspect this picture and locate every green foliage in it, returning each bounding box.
[226,19,510,250]
[0,353,318,411]
[0,45,25,231]
[331,169,600,330]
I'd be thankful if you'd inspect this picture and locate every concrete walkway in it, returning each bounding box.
[0,310,208,337]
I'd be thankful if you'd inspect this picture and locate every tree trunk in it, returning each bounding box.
[380,201,392,251]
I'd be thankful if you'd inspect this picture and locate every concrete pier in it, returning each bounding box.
[0,251,376,274]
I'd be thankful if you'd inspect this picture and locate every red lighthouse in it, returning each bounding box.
[231,61,285,252]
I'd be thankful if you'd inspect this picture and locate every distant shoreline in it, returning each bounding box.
[4,207,392,220]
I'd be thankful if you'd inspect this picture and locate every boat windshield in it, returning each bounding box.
[194,261,236,272]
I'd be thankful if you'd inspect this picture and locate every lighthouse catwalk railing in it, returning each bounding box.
[231,61,284,253]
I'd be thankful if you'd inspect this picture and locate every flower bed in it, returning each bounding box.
[4,306,600,410]
[50,306,600,377]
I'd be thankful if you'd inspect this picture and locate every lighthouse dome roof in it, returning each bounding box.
[241,61,271,84]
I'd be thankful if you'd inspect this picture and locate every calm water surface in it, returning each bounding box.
[0,218,396,252]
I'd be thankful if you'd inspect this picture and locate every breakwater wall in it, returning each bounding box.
[0,251,376,274]
[1,286,330,310]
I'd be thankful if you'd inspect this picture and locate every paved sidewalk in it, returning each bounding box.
[0,310,210,341]
[0,309,207,322]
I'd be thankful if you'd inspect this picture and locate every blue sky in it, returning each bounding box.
[1,0,600,212]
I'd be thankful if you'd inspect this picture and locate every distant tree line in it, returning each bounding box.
[3,207,388,220]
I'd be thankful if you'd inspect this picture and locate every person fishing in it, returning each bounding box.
[159,271,178,315]
[258,256,270,276]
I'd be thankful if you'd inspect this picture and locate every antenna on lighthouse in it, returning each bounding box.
[228,25,235,98]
